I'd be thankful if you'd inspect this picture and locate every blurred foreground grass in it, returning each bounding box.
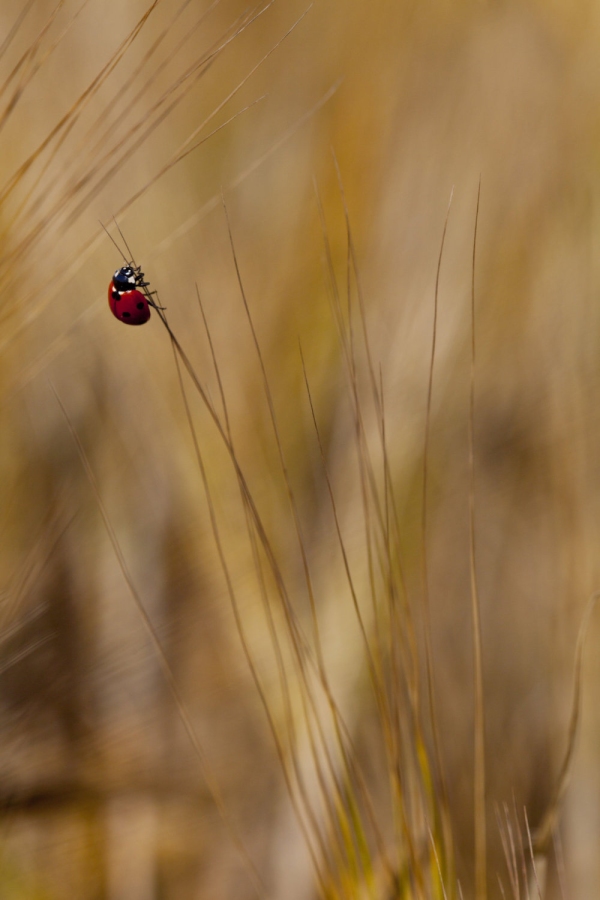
[1,0,600,898]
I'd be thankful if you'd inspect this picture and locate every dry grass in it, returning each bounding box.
[0,1,600,898]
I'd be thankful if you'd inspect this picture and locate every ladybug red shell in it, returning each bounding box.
[109,265,151,325]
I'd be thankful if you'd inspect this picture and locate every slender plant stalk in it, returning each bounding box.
[469,179,486,900]
[421,187,455,884]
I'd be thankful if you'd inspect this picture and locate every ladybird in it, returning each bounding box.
[108,265,151,325]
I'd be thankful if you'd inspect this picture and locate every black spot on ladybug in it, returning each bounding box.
[137,302,144,309]
[122,312,131,318]
[112,290,120,301]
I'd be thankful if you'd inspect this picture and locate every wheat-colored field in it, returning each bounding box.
[0,1,599,898]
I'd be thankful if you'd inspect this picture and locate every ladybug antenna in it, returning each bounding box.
[112,216,137,270]
[99,219,128,264]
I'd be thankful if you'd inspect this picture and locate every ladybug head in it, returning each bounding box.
[112,266,137,293]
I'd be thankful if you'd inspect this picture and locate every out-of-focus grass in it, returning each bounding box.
[1,1,600,898]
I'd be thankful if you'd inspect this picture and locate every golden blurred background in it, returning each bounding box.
[1,0,600,897]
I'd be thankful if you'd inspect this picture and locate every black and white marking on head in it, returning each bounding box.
[113,266,137,293]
